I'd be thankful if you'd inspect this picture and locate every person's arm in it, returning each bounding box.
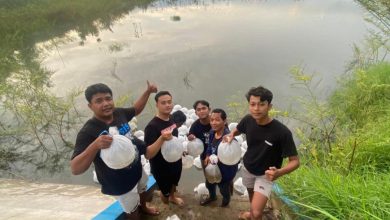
[71,135,113,175]
[187,123,196,141]
[145,130,172,159]
[203,155,210,167]
[203,140,213,166]
[223,128,241,143]
[265,155,300,181]
[133,80,157,115]
[187,134,196,141]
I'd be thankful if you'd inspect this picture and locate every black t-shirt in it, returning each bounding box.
[237,114,298,176]
[189,119,211,160]
[72,107,145,196]
[144,116,181,178]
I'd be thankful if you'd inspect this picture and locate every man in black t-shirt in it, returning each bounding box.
[225,86,300,220]
[144,91,185,207]
[188,100,211,163]
[71,82,167,219]
[187,100,212,204]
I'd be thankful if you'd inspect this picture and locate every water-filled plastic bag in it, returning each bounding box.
[187,138,204,157]
[161,136,184,162]
[134,130,144,138]
[190,113,198,121]
[185,118,194,127]
[217,140,241,165]
[177,135,186,144]
[182,155,194,169]
[194,183,209,200]
[205,163,222,184]
[100,135,136,169]
[235,135,244,145]
[209,154,219,164]
[173,104,182,111]
[228,122,238,132]
[241,141,248,150]
[234,177,246,195]
[193,156,202,169]
[180,107,189,114]
[143,162,151,176]
[178,125,189,136]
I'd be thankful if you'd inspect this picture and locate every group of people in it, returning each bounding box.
[70,81,300,220]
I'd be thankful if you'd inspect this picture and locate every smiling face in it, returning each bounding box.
[88,92,115,121]
[156,94,173,116]
[210,112,225,133]
[195,103,210,120]
[248,95,272,122]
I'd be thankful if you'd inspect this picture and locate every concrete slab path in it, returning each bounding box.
[0,178,113,220]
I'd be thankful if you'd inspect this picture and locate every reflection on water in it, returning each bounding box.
[38,0,370,191]
[44,0,367,110]
[2,0,370,191]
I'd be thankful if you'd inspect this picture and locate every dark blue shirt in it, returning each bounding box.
[206,128,238,183]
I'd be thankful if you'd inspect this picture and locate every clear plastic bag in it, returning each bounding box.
[187,138,204,157]
[193,156,202,169]
[182,155,194,169]
[100,134,136,169]
[205,163,222,184]
[161,136,184,162]
[234,177,247,195]
[217,139,241,165]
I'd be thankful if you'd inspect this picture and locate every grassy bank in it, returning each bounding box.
[278,63,390,219]
[280,167,389,219]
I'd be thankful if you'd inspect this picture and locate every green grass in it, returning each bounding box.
[279,166,390,219]
[282,62,390,219]
[330,62,390,128]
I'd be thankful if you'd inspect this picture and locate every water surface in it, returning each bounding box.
[40,0,369,191]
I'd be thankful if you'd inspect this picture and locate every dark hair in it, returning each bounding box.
[245,86,273,104]
[85,83,112,103]
[211,108,227,120]
[172,110,186,126]
[193,100,210,110]
[154,91,171,102]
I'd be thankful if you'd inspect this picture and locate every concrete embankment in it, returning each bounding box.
[0,178,283,220]
[0,178,113,220]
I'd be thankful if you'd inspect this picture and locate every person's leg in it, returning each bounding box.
[237,188,254,219]
[250,175,273,220]
[239,167,256,220]
[168,185,185,206]
[206,180,217,199]
[230,180,234,195]
[154,173,170,204]
[138,168,160,216]
[219,181,231,207]
[200,181,217,206]
[124,209,139,220]
[115,187,140,220]
[139,192,159,215]
[250,192,268,220]
[168,161,184,206]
